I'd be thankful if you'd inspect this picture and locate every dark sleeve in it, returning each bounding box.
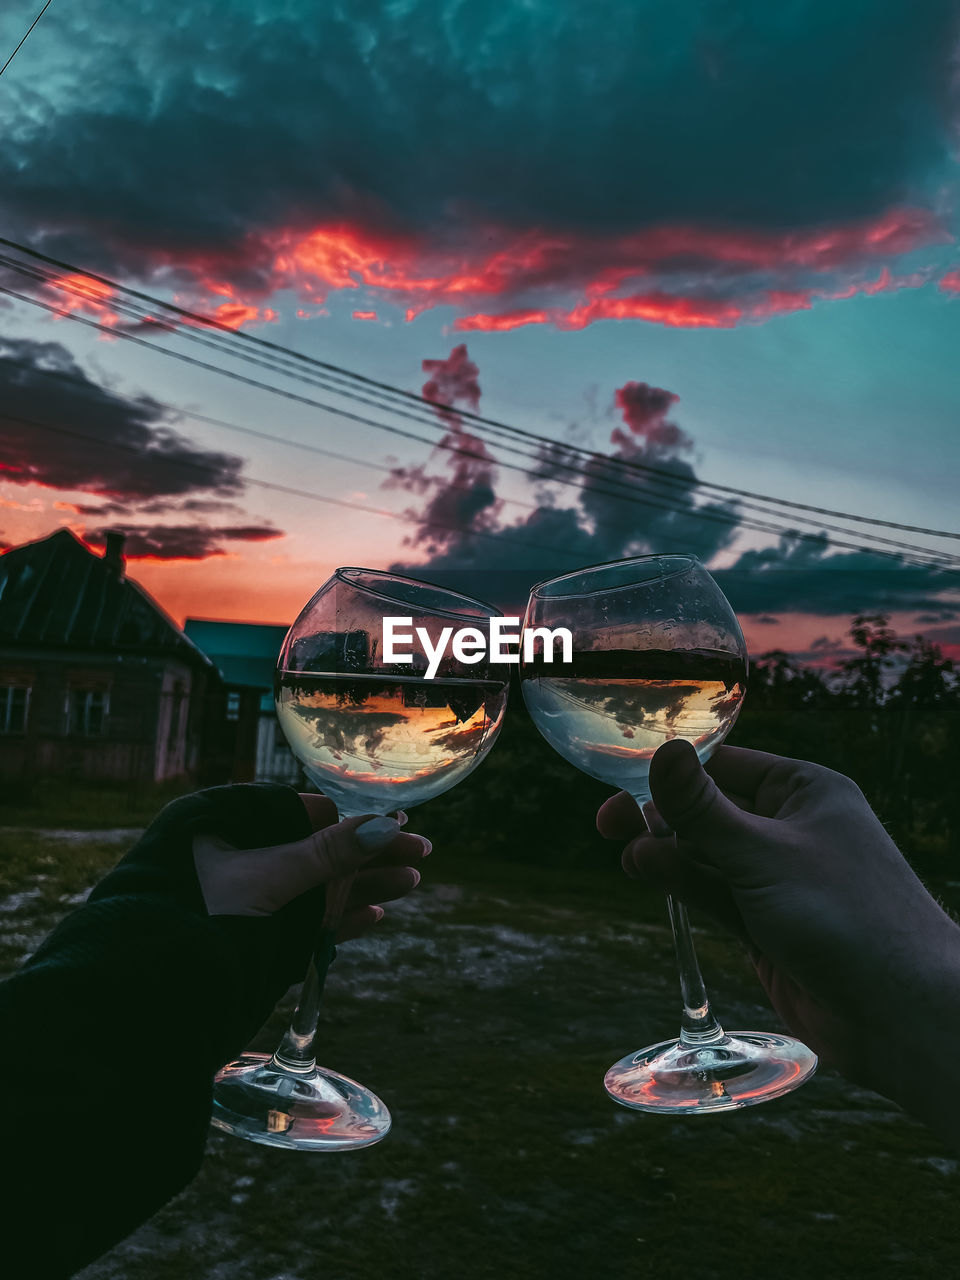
[0,783,327,1279]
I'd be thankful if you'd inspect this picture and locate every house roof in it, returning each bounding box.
[183,619,289,710]
[0,529,214,669]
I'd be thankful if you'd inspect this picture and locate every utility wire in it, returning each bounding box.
[4,410,588,562]
[17,334,960,569]
[7,407,958,577]
[2,249,956,565]
[0,0,53,78]
[3,276,958,572]
[2,233,958,545]
[4,256,958,568]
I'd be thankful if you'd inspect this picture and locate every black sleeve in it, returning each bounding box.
[0,783,328,1279]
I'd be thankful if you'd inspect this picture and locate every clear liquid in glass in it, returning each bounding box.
[276,670,508,814]
[521,647,746,796]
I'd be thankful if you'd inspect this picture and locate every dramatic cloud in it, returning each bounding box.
[0,336,246,506]
[1,1,957,329]
[713,533,960,617]
[84,524,283,561]
[385,345,502,549]
[389,362,742,598]
[613,382,689,452]
[389,360,960,621]
[0,335,286,559]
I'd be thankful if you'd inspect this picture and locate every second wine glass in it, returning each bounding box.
[520,554,817,1113]
[212,568,509,1150]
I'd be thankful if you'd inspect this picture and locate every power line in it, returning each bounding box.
[2,247,956,565]
[7,409,958,580]
[3,410,585,561]
[3,275,958,573]
[0,0,53,78]
[2,233,959,547]
[21,337,950,563]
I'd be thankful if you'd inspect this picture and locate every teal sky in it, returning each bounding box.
[2,1,960,658]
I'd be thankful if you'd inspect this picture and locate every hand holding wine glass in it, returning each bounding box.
[212,568,509,1151]
[521,553,817,1113]
[600,739,960,1123]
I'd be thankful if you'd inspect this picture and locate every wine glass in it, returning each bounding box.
[212,568,510,1149]
[520,553,817,1113]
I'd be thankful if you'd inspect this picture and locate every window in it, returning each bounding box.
[67,688,109,736]
[0,685,30,734]
[226,691,241,722]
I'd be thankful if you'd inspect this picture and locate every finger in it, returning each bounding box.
[621,835,745,937]
[336,904,384,942]
[721,790,757,814]
[702,746,790,803]
[362,833,432,868]
[349,865,422,906]
[298,792,339,830]
[194,813,403,916]
[597,791,646,840]
[650,740,752,846]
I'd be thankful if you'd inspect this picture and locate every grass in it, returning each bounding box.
[0,820,957,1279]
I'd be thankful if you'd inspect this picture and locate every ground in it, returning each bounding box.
[1,824,957,1280]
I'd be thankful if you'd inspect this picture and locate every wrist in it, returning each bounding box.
[854,910,960,1135]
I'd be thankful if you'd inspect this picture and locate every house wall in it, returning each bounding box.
[255,711,302,784]
[0,650,209,784]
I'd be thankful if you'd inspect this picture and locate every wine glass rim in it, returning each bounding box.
[529,553,701,600]
[334,566,504,620]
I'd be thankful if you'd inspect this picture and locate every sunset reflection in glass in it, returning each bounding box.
[212,568,509,1152]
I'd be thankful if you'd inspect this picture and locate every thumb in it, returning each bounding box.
[649,739,750,847]
[194,814,403,916]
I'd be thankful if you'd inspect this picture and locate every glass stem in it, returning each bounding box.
[666,894,725,1045]
[269,806,384,1074]
[272,926,338,1072]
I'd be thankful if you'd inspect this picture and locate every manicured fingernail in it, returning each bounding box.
[415,836,432,856]
[394,810,409,827]
[355,816,401,850]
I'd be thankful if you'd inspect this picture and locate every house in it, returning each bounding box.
[182,618,301,784]
[0,528,237,786]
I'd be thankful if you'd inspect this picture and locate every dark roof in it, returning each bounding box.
[184,619,288,710]
[0,529,213,668]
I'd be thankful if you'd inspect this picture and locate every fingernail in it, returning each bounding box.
[415,836,432,857]
[395,810,409,827]
[355,815,401,850]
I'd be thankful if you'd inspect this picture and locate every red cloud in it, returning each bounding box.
[35,205,949,336]
[613,382,689,451]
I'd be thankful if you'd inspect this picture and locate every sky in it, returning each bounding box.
[2,0,960,664]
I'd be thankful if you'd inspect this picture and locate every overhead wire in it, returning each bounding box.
[0,0,53,79]
[2,233,959,545]
[7,277,960,573]
[2,253,959,572]
[2,275,959,573]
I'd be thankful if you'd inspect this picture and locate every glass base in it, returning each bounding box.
[604,1032,817,1114]
[212,1052,392,1150]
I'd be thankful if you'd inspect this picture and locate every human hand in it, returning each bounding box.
[194,793,430,941]
[597,740,960,1101]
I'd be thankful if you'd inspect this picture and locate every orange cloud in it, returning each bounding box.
[36,205,949,336]
[46,274,120,327]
